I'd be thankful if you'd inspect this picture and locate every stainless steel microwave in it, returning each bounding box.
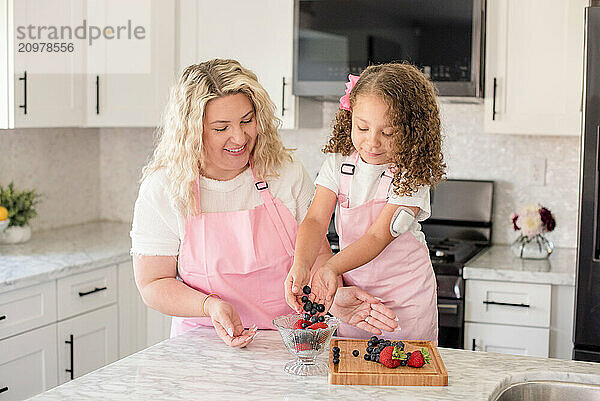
[293,0,485,97]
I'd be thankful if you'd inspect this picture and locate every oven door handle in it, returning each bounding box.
[438,304,459,314]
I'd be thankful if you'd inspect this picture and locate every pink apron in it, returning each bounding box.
[335,152,438,342]
[171,167,296,337]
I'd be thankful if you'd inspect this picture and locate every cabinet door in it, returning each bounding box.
[117,260,147,357]
[85,0,175,127]
[57,304,118,384]
[0,324,58,401]
[484,0,586,136]
[179,0,296,129]
[465,322,549,357]
[9,0,86,128]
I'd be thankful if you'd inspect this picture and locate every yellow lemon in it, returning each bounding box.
[0,206,7,221]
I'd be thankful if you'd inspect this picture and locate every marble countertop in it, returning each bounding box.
[464,245,577,286]
[0,221,132,292]
[31,327,600,401]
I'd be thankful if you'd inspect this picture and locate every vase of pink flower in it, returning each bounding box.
[510,204,556,259]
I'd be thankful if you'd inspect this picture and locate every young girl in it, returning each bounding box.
[285,63,445,341]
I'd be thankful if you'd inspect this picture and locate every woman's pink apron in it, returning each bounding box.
[335,152,438,342]
[171,167,296,337]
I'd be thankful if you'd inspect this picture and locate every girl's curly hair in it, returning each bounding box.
[324,62,446,196]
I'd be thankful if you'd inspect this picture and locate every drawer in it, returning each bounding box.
[0,281,57,340]
[57,266,117,320]
[465,322,549,357]
[465,279,551,327]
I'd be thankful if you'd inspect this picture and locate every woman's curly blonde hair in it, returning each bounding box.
[324,62,446,195]
[142,59,292,217]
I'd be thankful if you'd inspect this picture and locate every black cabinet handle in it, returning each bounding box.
[483,300,530,308]
[472,338,476,351]
[65,334,74,380]
[0,386,8,394]
[19,71,27,115]
[95,75,100,114]
[492,77,497,120]
[0,315,5,321]
[281,76,287,117]
[78,286,107,297]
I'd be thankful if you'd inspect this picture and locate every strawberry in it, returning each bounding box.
[293,319,311,330]
[307,322,328,330]
[407,348,431,368]
[379,345,407,368]
[294,343,311,351]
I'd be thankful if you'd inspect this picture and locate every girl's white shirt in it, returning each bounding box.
[130,157,315,256]
[315,153,431,245]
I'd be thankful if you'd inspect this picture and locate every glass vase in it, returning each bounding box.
[511,234,554,259]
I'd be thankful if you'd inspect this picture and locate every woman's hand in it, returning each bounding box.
[309,266,339,313]
[330,286,399,335]
[284,263,311,313]
[204,297,257,348]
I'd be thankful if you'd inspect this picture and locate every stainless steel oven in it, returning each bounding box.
[293,0,486,97]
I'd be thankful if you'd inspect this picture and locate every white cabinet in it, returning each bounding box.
[57,304,118,384]
[85,0,176,127]
[466,322,549,357]
[0,281,56,340]
[484,0,586,136]
[0,324,57,401]
[178,0,296,129]
[118,260,148,357]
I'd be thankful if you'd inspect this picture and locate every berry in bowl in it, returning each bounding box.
[272,312,340,376]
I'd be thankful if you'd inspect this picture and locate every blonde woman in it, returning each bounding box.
[131,59,397,348]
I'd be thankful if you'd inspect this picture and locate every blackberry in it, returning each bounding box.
[302,286,311,295]
[310,316,318,324]
[364,354,370,361]
[352,350,359,357]
[316,304,325,312]
[301,295,309,303]
[332,357,339,365]
[318,316,325,322]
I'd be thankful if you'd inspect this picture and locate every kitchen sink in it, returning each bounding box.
[492,380,600,401]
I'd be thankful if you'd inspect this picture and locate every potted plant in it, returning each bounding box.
[0,182,42,244]
[510,204,556,259]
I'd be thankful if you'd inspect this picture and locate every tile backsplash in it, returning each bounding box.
[0,101,581,247]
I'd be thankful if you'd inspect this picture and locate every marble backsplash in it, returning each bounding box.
[0,101,581,247]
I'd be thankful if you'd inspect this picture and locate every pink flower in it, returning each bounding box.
[339,74,360,111]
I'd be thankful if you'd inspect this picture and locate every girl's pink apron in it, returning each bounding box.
[171,168,296,337]
[335,152,438,342]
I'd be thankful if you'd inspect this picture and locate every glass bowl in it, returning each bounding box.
[273,313,340,376]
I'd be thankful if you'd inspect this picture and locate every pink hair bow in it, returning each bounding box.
[339,74,360,111]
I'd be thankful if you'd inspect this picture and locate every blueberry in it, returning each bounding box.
[384,340,391,346]
[333,357,339,365]
[370,336,379,343]
[396,341,405,350]
[303,303,311,312]
[366,346,373,353]
[370,354,377,361]
[352,350,359,357]
[305,300,313,309]
[318,316,325,322]
[378,343,386,351]
[364,354,370,360]
[310,316,318,324]
[367,340,374,347]
[302,286,311,295]
[310,308,317,315]
[332,346,340,353]
[400,359,407,366]
[316,304,325,312]
[375,355,380,362]
[301,322,309,329]
[304,313,311,321]
[301,295,309,303]
[372,347,380,354]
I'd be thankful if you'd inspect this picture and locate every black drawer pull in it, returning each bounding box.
[483,300,530,308]
[0,315,6,321]
[78,286,107,297]
[65,334,74,380]
[0,386,8,394]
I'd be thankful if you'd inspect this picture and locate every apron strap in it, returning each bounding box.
[250,165,295,257]
[338,151,360,208]
[375,168,394,200]
[193,179,202,215]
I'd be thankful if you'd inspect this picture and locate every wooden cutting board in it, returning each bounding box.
[328,338,448,386]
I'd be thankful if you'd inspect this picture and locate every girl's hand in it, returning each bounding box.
[329,286,399,335]
[284,263,311,313]
[204,297,257,348]
[309,266,339,313]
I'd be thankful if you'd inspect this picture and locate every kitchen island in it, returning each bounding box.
[31,327,600,401]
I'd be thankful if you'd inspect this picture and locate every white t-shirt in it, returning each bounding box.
[315,153,431,244]
[130,158,315,256]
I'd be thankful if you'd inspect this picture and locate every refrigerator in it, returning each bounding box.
[575,1,600,362]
